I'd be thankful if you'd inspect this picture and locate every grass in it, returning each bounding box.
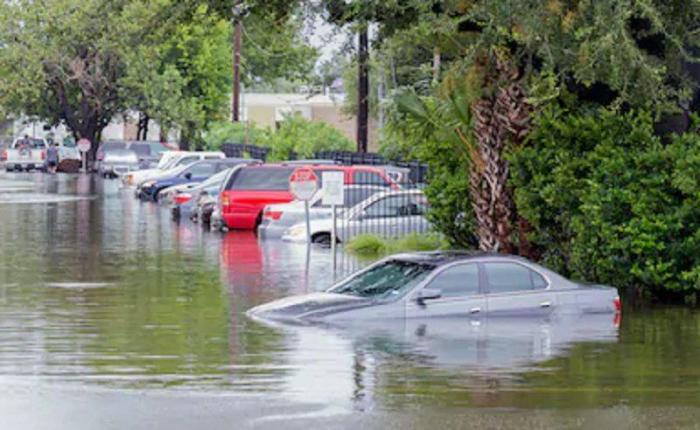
[346,233,450,258]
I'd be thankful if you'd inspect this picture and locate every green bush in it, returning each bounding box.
[380,95,478,248]
[346,233,450,258]
[201,121,265,151]
[258,114,354,161]
[511,108,700,303]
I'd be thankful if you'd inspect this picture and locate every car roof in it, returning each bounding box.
[389,251,526,267]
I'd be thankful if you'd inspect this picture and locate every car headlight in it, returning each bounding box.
[142,180,156,188]
[285,224,307,239]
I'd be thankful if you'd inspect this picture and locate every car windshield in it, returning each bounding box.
[328,260,435,300]
[128,143,151,157]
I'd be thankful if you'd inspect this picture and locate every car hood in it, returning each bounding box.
[247,292,373,323]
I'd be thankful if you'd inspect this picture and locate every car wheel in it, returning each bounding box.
[311,232,336,247]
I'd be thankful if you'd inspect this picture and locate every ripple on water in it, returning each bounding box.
[0,193,92,205]
[45,282,115,290]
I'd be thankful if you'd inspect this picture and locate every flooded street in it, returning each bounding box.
[1,173,699,429]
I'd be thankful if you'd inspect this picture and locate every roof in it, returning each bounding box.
[390,250,505,266]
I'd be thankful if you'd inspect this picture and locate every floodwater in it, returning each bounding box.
[0,173,698,430]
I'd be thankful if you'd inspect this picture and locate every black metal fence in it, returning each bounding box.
[221,143,429,185]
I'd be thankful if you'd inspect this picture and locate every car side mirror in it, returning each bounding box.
[416,288,442,305]
[184,172,192,180]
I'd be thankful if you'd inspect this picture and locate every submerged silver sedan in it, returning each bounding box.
[247,252,621,324]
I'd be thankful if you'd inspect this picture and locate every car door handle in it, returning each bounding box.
[540,301,552,308]
[470,307,481,314]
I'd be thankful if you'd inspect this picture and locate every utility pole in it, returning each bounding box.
[232,18,242,122]
[356,26,369,153]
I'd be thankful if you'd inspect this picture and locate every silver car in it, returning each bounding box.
[247,252,621,324]
[282,189,430,245]
[258,185,388,239]
[248,252,621,323]
[98,149,140,178]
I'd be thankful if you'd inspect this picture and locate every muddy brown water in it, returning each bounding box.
[0,172,698,429]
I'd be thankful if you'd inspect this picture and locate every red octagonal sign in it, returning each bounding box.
[289,167,318,201]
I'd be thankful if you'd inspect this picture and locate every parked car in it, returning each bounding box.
[139,158,250,201]
[246,251,622,324]
[218,164,398,231]
[123,151,225,188]
[258,185,388,239]
[98,149,141,178]
[170,164,252,220]
[2,138,48,171]
[282,189,429,245]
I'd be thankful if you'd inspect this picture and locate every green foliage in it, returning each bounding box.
[511,108,700,302]
[346,233,450,258]
[258,115,354,161]
[202,121,265,151]
[380,88,479,248]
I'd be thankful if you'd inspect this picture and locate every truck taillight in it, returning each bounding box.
[1,150,7,161]
[40,150,46,160]
[614,297,621,312]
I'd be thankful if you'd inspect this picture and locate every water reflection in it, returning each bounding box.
[0,174,698,416]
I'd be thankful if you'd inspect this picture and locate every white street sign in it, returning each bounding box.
[77,138,91,153]
[322,171,345,206]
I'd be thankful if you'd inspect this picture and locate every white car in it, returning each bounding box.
[122,151,225,187]
[282,189,431,245]
[258,185,387,239]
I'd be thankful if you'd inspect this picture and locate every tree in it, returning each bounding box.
[0,0,135,161]
[389,0,700,253]
[121,3,232,149]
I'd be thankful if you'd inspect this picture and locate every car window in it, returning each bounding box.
[353,171,390,186]
[185,162,216,177]
[229,167,295,191]
[364,194,426,219]
[175,156,200,167]
[328,260,435,299]
[128,143,151,157]
[426,264,480,298]
[484,262,548,294]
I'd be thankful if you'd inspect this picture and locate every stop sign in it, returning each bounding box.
[77,138,91,153]
[289,167,318,201]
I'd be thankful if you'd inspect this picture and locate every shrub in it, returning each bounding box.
[202,121,264,151]
[511,108,700,303]
[346,233,450,258]
[380,94,478,248]
[258,114,354,161]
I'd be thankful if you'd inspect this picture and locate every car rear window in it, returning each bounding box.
[128,143,151,157]
[228,167,296,191]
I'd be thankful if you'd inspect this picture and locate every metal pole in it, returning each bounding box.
[82,152,86,174]
[305,200,311,245]
[356,26,369,153]
[331,204,337,275]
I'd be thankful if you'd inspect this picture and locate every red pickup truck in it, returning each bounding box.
[219,164,397,230]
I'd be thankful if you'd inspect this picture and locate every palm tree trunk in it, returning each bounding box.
[469,57,531,254]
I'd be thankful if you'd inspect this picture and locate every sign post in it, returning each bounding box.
[322,171,345,274]
[289,167,318,245]
[77,138,91,174]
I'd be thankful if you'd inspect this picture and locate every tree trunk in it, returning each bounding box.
[356,26,369,153]
[469,57,532,254]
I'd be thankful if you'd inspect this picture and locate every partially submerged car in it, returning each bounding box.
[247,252,621,324]
[282,189,430,245]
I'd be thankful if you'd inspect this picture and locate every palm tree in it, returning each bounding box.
[396,52,532,254]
